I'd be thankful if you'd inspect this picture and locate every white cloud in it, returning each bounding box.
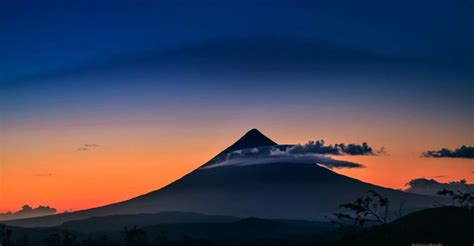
[202,145,364,170]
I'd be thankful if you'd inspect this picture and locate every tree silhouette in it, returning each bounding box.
[153,232,169,246]
[437,179,474,209]
[16,234,30,246]
[61,230,77,246]
[81,237,97,246]
[0,225,12,246]
[45,233,61,246]
[124,226,147,246]
[331,190,389,228]
[98,235,115,246]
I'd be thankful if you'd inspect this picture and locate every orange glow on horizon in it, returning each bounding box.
[1,122,473,213]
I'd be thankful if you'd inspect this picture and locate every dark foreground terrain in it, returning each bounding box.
[337,206,474,246]
[1,207,473,246]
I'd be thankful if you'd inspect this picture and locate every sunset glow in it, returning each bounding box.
[2,121,472,213]
[1,1,472,219]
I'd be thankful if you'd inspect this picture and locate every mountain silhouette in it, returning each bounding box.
[216,128,277,156]
[3,129,443,227]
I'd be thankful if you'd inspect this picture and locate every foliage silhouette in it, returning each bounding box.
[44,233,61,246]
[437,179,474,208]
[61,231,76,246]
[153,232,169,246]
[0,225,12,246]
[124,226,147,246]
[16,234,30,246]
[331,190,389,228]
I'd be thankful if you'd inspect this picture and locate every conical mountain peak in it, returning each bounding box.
[220,129,277,154]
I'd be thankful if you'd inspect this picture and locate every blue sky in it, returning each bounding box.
[1,0,472,130]
[1,0,472,81]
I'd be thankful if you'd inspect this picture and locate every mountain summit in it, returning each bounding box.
[219,129,277,155]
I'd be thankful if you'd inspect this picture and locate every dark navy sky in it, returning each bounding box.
[1,0,473,132]
[1,0,472,81]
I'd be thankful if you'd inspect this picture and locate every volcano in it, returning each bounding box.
[217,128,277,155]
[4,129,441,227]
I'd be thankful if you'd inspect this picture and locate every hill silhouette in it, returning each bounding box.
[59,211,239,233]
[344,206,474,245]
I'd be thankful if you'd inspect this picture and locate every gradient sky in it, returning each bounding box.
[1,0,473,213]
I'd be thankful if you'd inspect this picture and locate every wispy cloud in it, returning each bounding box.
[421,145,474,159]
[77,144,100,151]
[84,144,99,147]
[375,147,388,156]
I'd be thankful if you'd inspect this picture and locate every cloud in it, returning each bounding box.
[84,144,99,147]
[77,143,100,151]
[375,147,388,156]
[202,145,365,170]
[0,205,57,221]
[404,178,474,196]
[421,145,474,159]
[284,140,374,156]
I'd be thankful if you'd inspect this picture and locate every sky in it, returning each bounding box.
[0,0,473,213]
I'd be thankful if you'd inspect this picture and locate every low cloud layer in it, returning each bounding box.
[404,178,474,196]
[422,145,474,159]
[0,205,57,221]
[203,144,366,170]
